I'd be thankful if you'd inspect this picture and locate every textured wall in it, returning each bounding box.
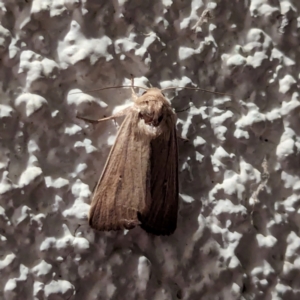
[0,0,299,299]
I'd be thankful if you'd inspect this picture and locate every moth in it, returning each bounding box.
[77,80,178,235]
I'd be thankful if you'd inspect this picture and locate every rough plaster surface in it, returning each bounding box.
[0,0,300,299]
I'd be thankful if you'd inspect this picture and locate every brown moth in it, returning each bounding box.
[77,80,178,235]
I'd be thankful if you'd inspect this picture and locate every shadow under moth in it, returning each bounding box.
[77,79,178,236]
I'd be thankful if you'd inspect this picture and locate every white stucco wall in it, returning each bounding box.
[0,0,299,299]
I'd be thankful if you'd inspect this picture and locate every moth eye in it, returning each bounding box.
[158,114,163,123]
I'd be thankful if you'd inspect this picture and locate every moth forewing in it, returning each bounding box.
[85,87,179,235]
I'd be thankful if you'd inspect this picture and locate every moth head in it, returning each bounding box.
[134,88,175,137]
[142,89,165,97]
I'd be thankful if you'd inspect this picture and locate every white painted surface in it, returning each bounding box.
[0,0,299,299]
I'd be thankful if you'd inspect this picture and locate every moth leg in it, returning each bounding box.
[76,106,132,124]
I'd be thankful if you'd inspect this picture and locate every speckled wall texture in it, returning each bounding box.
[0,0,299,299]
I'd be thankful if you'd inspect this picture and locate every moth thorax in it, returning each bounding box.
[136,116,164,139]
[138,110,163,126]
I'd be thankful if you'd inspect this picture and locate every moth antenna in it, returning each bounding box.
[69,85,149,95]
[192,8,213,30]
[161,86,232,96]
[175,105,191,113]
